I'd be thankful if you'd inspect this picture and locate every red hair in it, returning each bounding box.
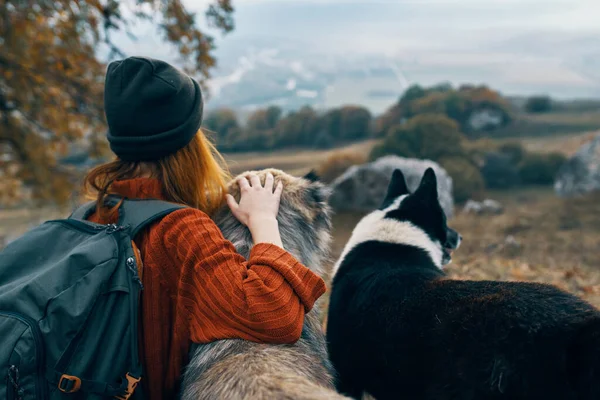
[84,129,230,219]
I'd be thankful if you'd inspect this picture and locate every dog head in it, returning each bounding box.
[213,169,332,276]
[333,167,461,274]
[381,167,461,266]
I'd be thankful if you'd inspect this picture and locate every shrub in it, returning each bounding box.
[369,114,466,162]
[481,152,521,189]
[518,152,567,185]
[464,138,501,166]
[498,141,526,164]
[316,150,368,184]
[369,142,395,161]
[525,96,552,113]
[313,131,334,149]
[438,156,485,203]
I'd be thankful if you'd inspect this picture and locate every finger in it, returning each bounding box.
[265,173,274,192]
[274,181,283,198]
[226,194,239,212]
[249,174,261,188]
[237,177,250,191]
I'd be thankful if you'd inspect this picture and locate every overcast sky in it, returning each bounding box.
[115,0,600,100]
[192,0,599,49]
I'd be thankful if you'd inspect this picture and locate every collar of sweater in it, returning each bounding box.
[110,177,165,201]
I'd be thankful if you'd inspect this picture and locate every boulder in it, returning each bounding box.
[329,155,454,218]
[463,199,504,215]
[555,134,600,197]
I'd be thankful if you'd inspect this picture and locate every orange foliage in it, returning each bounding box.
[0,0,234,205]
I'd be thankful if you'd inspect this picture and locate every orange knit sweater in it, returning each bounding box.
[87,178,326,399]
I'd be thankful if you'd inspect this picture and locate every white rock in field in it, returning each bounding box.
[463,199,503,215]
[555,133,600,197]
[329,155,454,218]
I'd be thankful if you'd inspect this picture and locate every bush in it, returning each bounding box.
[464,138,500,166]
[316,150,368,184]
[313,131,334,149]
[518,152,567,185]
[369,142,395,161]
[375,83,512,138]
[369,114,466,162]
[481,152,521,189]
[438,156,485,203]
[498,141,526,164]
[525,96,552,113]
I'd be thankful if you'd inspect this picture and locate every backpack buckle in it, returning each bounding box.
[58,374,82,393]
[114,373,141,400]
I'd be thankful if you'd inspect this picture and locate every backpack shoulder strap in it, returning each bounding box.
[70,201,97,221]
[70,197,187,238]
[118,199,187,238]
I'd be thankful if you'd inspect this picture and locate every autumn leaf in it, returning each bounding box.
[0,0,234,206]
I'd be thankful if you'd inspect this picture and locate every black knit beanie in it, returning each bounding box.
[104,56,203,161]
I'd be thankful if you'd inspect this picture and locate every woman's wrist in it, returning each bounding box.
[248,216,284,248]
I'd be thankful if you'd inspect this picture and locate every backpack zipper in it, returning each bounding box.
[48,220,130,236]
[0,311,48,399]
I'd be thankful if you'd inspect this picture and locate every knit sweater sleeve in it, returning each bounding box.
[150,208,326,344]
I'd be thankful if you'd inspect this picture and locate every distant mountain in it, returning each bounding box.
[204,40,409,116]
[203,31,600,117]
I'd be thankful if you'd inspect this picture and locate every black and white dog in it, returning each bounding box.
[326,168,600,400]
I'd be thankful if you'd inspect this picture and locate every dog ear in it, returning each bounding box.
[305,184,331,205]
[414,167,438,201]
[303,170,320,183]
[380,169,409,209]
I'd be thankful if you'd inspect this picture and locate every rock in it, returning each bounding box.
[502,235,522,257]
[329,155,454,217]
[463,199,503,215]
[555,133,600,197]
[467,107,506,132]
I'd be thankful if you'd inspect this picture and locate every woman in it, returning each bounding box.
[84,56,326,399]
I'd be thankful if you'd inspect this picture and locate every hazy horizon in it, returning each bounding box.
[105,0,600,112]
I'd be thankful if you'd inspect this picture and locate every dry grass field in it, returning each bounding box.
[2,129,599,313]
[223,139,378,176]
[323,188,600,315]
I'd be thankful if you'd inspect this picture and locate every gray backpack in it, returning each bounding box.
[0,198,184,399]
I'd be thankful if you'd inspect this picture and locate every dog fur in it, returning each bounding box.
[179,169,350,400]
[327,167,600,400]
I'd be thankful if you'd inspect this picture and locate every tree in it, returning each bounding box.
[246,106,282,132]
[274,106,320,147]
[202,108,241,150]
[239,106,283,151]
[399,84,427,105]
[0,0,234,205]
[339,106,372,140]
[525,96,552,113]
[321,108,342,139]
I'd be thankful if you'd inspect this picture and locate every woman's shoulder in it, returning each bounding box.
[141,206,230,263]
[154,207,220,235]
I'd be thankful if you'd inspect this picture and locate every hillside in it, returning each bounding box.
[223,130,597,176]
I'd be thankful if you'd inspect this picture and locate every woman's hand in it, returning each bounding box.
[226,173,284,248]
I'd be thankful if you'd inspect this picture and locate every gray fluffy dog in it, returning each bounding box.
[179,169,350,400]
